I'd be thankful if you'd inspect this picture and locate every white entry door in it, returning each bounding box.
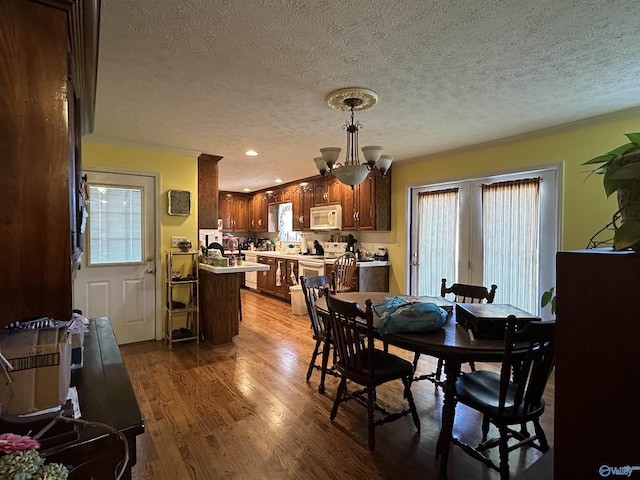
[74,170,157,344]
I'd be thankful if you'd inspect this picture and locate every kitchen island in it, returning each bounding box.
[199,261,269,346]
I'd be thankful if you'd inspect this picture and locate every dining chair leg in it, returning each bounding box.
[402,377,421,431]
[306,340,321,382]
[318,340,332,393]
[532,419,550,451]
[498,425,510,480]
[367,386,376,451]
[330,377,347,421]
[481,415,490,441]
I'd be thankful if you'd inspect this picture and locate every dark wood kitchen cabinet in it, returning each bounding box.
[251,192,269,232]
[313,176,342,206]
[292,183,313,231]
[257,255,291,300]
[0,0,100,327]
[258,256,278,295]
[219,191,250,231]
[273,257,287,298]
[284,259,298,302]
[341,169,391,231]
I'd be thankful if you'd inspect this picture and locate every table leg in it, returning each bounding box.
[436,359,461,480]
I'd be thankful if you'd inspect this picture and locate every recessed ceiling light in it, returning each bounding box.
[245,150,258,156]
[274,179,283,183]
[242,188,251,192]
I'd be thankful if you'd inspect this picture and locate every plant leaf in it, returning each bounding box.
[550,296,556,315]
[604,162,624,196]
[609,162,640,180]
[581,154,614,166]
[624,132,640,145]
[541,288,554,308]
[607,143,637,156]
[613,220,640,250]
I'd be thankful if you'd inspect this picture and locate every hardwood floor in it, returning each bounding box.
[120,290,554,480]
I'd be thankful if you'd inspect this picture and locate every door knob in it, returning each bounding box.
[146,267,154,273]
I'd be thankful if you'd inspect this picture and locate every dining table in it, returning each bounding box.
[317,291,523,480]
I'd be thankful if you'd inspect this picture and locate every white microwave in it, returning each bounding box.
[310,205,342,230]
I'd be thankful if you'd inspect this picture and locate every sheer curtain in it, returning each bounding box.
[417,188,459,296]
[482,178,540,313]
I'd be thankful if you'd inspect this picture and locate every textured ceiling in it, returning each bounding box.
[87,0,640,192]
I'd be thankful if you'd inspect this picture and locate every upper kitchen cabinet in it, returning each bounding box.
[266,185,292,205]
[341,170,391,231]
[267,189,281,205]
[0,0,100,327]
[219,192,250,231]
[291,183,313,231]
[280,185,293,203]
[250,192,269,232]
[313,176,342,206]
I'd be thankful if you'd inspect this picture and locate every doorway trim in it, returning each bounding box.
[82,166,163,340]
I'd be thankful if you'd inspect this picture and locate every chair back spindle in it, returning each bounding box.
[332,253,357,293]
[326,295,374,380]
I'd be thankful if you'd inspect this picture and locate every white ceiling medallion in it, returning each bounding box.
[326,87,378,112]
[314,87,392,188]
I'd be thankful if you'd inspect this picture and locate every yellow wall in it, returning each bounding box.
[388,114,640,293]
[83,112,640,296]
[81,142,199,256]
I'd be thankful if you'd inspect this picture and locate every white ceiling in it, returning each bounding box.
[87,0,640,192]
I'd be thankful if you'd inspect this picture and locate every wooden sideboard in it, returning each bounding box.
[0,318,144,479]
[555,249,640,479]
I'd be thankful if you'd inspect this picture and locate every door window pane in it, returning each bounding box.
[416,188,459,296]
[88,185,143,265]
[482,178,540,313]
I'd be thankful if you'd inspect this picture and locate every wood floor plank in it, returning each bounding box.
[120,289,554,480]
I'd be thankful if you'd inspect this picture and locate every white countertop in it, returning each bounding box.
[199,261,270,274]
[240,250,388,267]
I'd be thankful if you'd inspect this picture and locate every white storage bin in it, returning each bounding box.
[289,285,307,316]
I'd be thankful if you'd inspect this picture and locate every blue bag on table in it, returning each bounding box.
[373,296,447,336]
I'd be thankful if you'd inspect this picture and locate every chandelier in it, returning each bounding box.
[314,88,392,187]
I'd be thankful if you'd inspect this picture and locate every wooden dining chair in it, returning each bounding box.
[300,275,339,393]
[331,252,357,293]
[325,293,420,451]
[413,278,497,387]
[450,316,555,479]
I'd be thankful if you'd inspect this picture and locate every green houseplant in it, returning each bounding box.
[582,132,640,250]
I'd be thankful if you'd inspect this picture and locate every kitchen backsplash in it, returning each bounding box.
[198,229,391,257]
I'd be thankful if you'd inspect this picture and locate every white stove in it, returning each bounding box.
[323,242,348,260]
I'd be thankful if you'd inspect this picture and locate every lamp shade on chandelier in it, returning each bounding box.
[314,88,392,187]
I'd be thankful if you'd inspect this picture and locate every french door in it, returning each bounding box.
[409,168,559,316]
